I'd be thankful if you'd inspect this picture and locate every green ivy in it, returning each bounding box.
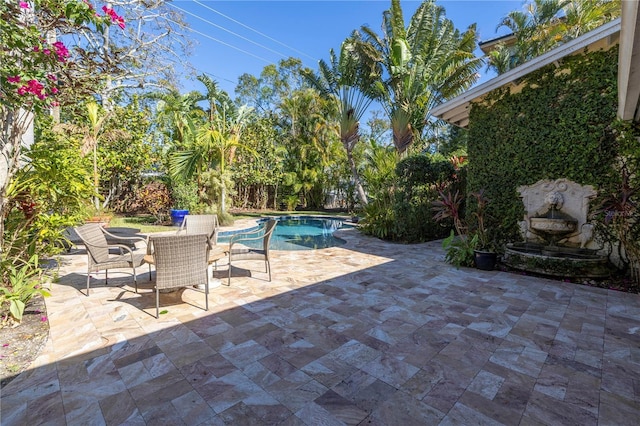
[467,47,620,247]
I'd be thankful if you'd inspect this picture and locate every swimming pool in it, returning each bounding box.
[217,216,350,250]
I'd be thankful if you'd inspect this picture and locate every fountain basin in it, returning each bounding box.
[529,217,577,235]
[503,243,611,278]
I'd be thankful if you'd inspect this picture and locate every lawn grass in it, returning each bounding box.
[109,215,175,233]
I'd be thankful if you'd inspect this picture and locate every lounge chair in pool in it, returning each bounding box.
[147,234,210,318]
[74,223,150,295]
[226,219,277,286]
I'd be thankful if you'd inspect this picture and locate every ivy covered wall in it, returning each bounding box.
[467,46,620,247]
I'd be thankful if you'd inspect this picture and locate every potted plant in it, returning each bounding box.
[469,189,497,271]
[433,190,476,268]
[433,188,497,270]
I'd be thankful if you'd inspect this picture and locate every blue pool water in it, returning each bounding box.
[218,216,349,251]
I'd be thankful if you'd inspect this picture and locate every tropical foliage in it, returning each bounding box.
[486,0,620,74]
[356,0,481,153]
[303,35,380,206]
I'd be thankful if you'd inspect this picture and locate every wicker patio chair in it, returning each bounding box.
[177,214,219,246]
[226,219,277,286]
[149,234,210,318]
[74,223,150,296]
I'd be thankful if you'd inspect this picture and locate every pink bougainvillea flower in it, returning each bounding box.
[52,41,69,61]
[7,75,21,83]
[102,6,125,29]
[41,316,48,322]
[2,343,8,347]
[51,101,60,107]
[33,46,40,52]
[19,1,29,8]
[43,48,51,55]
[46,74,57,81]
[51,87,59,94]
[17,86,28,95]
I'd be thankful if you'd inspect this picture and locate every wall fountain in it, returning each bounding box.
[502,179,611,278]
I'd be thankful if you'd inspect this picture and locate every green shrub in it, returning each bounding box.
[442,231,478,268]
[0,255,50,323]
[392,154,458,243]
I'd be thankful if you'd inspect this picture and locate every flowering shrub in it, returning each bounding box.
[1,0,125,113]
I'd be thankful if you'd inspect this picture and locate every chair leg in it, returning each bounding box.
[132,264,138,293]
[105,270,108,284]
[148,264,152,281]
[226,254,231,286]
[86,270,91,296]
[156,288,160,319]
[205,282,209,311]
[266,260,271,282]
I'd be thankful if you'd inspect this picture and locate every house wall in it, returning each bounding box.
[466,47,620,246]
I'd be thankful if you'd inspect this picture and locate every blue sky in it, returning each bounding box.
[171,0,525,96]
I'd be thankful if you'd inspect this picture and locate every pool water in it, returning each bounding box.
[218,217,349,251]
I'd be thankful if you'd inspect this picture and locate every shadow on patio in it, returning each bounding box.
[1,228,640,425]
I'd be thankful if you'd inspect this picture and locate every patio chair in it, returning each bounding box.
[226,219,277,286]
[74,223,150,296]
[148,234,210,318]
[177,214,219,246]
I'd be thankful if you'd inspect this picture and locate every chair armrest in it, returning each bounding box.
[101,228,147,244]
[228,228,262,244]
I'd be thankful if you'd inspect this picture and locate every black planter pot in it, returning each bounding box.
[474,250,497,271]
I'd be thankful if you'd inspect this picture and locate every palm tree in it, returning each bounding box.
[303,34,380,206]
[170,76,254,214]
[487,0,620,74]
[357,0,481,154]
[150,89,204,148]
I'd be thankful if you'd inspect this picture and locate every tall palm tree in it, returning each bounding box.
[357,0,481,154]
[303,34,380,206]
[170,76,253,214]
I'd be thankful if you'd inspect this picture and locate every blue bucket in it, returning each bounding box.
[169,209,189,227]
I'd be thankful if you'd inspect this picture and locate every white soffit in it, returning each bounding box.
[432,18,622,128]
[618,1,640,121]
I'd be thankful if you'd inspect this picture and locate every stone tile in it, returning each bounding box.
[368,390,445,425]
[98,389,140,425]
[171,389,217,424]
[598,390,640,425]
[522,390,597,425]
[440,402,507,426]
[314,389,369,425]
[3,226,640,424]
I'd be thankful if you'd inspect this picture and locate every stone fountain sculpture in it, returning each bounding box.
[503,178,610,278]
[518,179,595,247]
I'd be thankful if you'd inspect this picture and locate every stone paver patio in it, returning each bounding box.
[1,224,640,425]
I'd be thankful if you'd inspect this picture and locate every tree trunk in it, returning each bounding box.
[0,108,34,253]
[346,147,367,206]
[221,185,226,214]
